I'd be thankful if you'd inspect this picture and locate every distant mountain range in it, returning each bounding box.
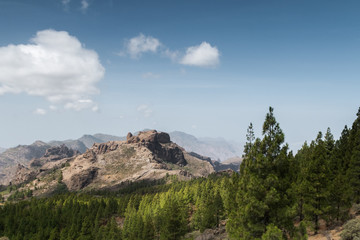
[48,133,125,153]
[47,131,242,161]
[169,131,243,161]
[3,130,216,195]
[0,131,242,185]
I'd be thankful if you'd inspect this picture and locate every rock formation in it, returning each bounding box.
[30,145,79,168]
[6,130,215,195]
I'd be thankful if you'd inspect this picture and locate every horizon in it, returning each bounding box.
[1,1,359,152]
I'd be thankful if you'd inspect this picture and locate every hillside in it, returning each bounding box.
[0,131,239,186]
[0,141,51,185]
[5,130,215,196]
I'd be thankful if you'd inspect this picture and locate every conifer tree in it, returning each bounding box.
[347,108,360,203]
[303,133,330,233]
[229,107,292,239]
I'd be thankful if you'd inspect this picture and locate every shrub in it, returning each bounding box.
[340,218,360,240]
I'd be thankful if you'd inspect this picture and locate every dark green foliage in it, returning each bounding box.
[261,224,284,240]
[228,107,293,239]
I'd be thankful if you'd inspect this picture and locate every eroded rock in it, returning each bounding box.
[67,167,98,191]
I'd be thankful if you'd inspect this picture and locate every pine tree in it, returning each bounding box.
[328,127,352,222]
[159,197,187,240]
[229,107,293,239]
[347,108,360,203]
[302,133,330,233]
[77,216,92,240]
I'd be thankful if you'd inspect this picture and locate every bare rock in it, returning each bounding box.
[126,130,186,166]
[67,167,98,191]
[126,132,133,141]
[11,164,37,185]
[30,145,79,168]
[91,142,119,155]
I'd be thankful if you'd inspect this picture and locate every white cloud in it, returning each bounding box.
[121,34,221,67]
[142,72,160,79]
[81,0,89,12]
[64,99,98,112]
[0,29,105,111]
[33,108,47,115]
[126,34,161,58]
[137,104,153,118]
[180,42,220,67]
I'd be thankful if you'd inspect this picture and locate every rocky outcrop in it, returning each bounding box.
[11,164,37,185]
[90,141,120,155]
[0,141,51,185]
[30,145,78,168]
[67,167,98,191]
[126,130,171,144]
[126,130,186,166]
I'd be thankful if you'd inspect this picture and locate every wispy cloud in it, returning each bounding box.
[33,108,47,115]
[142,72,161,79]
[180,42,220,67]
[81,0,89,13]
[0,29,105,112]
[162,48,179,62]
[125,34,161,59]
[137,104,153,118]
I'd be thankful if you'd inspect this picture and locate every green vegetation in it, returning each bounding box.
[340,218,360,240]
[1,107,360,239]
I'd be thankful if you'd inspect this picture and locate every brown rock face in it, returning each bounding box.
[12,164,37,185]
[126,130,186,166]
[67,167,98,191]
[126,132,133,141]
[88,141,120,155]
[126,130,171,144]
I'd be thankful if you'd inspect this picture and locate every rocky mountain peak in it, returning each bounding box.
[126,130,185,166]
[126,130,171,144]
[31,140,48,147]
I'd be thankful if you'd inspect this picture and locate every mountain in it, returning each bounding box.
[0,141,51,185]
[213,157,242,172]
[49,139,87,153]
[49,133,125,152]
[169,131,243,161]
[0,131,241,185]
[7,130,215,196]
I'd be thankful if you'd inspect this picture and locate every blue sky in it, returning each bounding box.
[0,0,359,151]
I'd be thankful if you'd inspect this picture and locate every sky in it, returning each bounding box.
[0,0,359,151]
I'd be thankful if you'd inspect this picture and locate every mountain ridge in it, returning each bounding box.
[0,131,242,185]
[6,130,216,196]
